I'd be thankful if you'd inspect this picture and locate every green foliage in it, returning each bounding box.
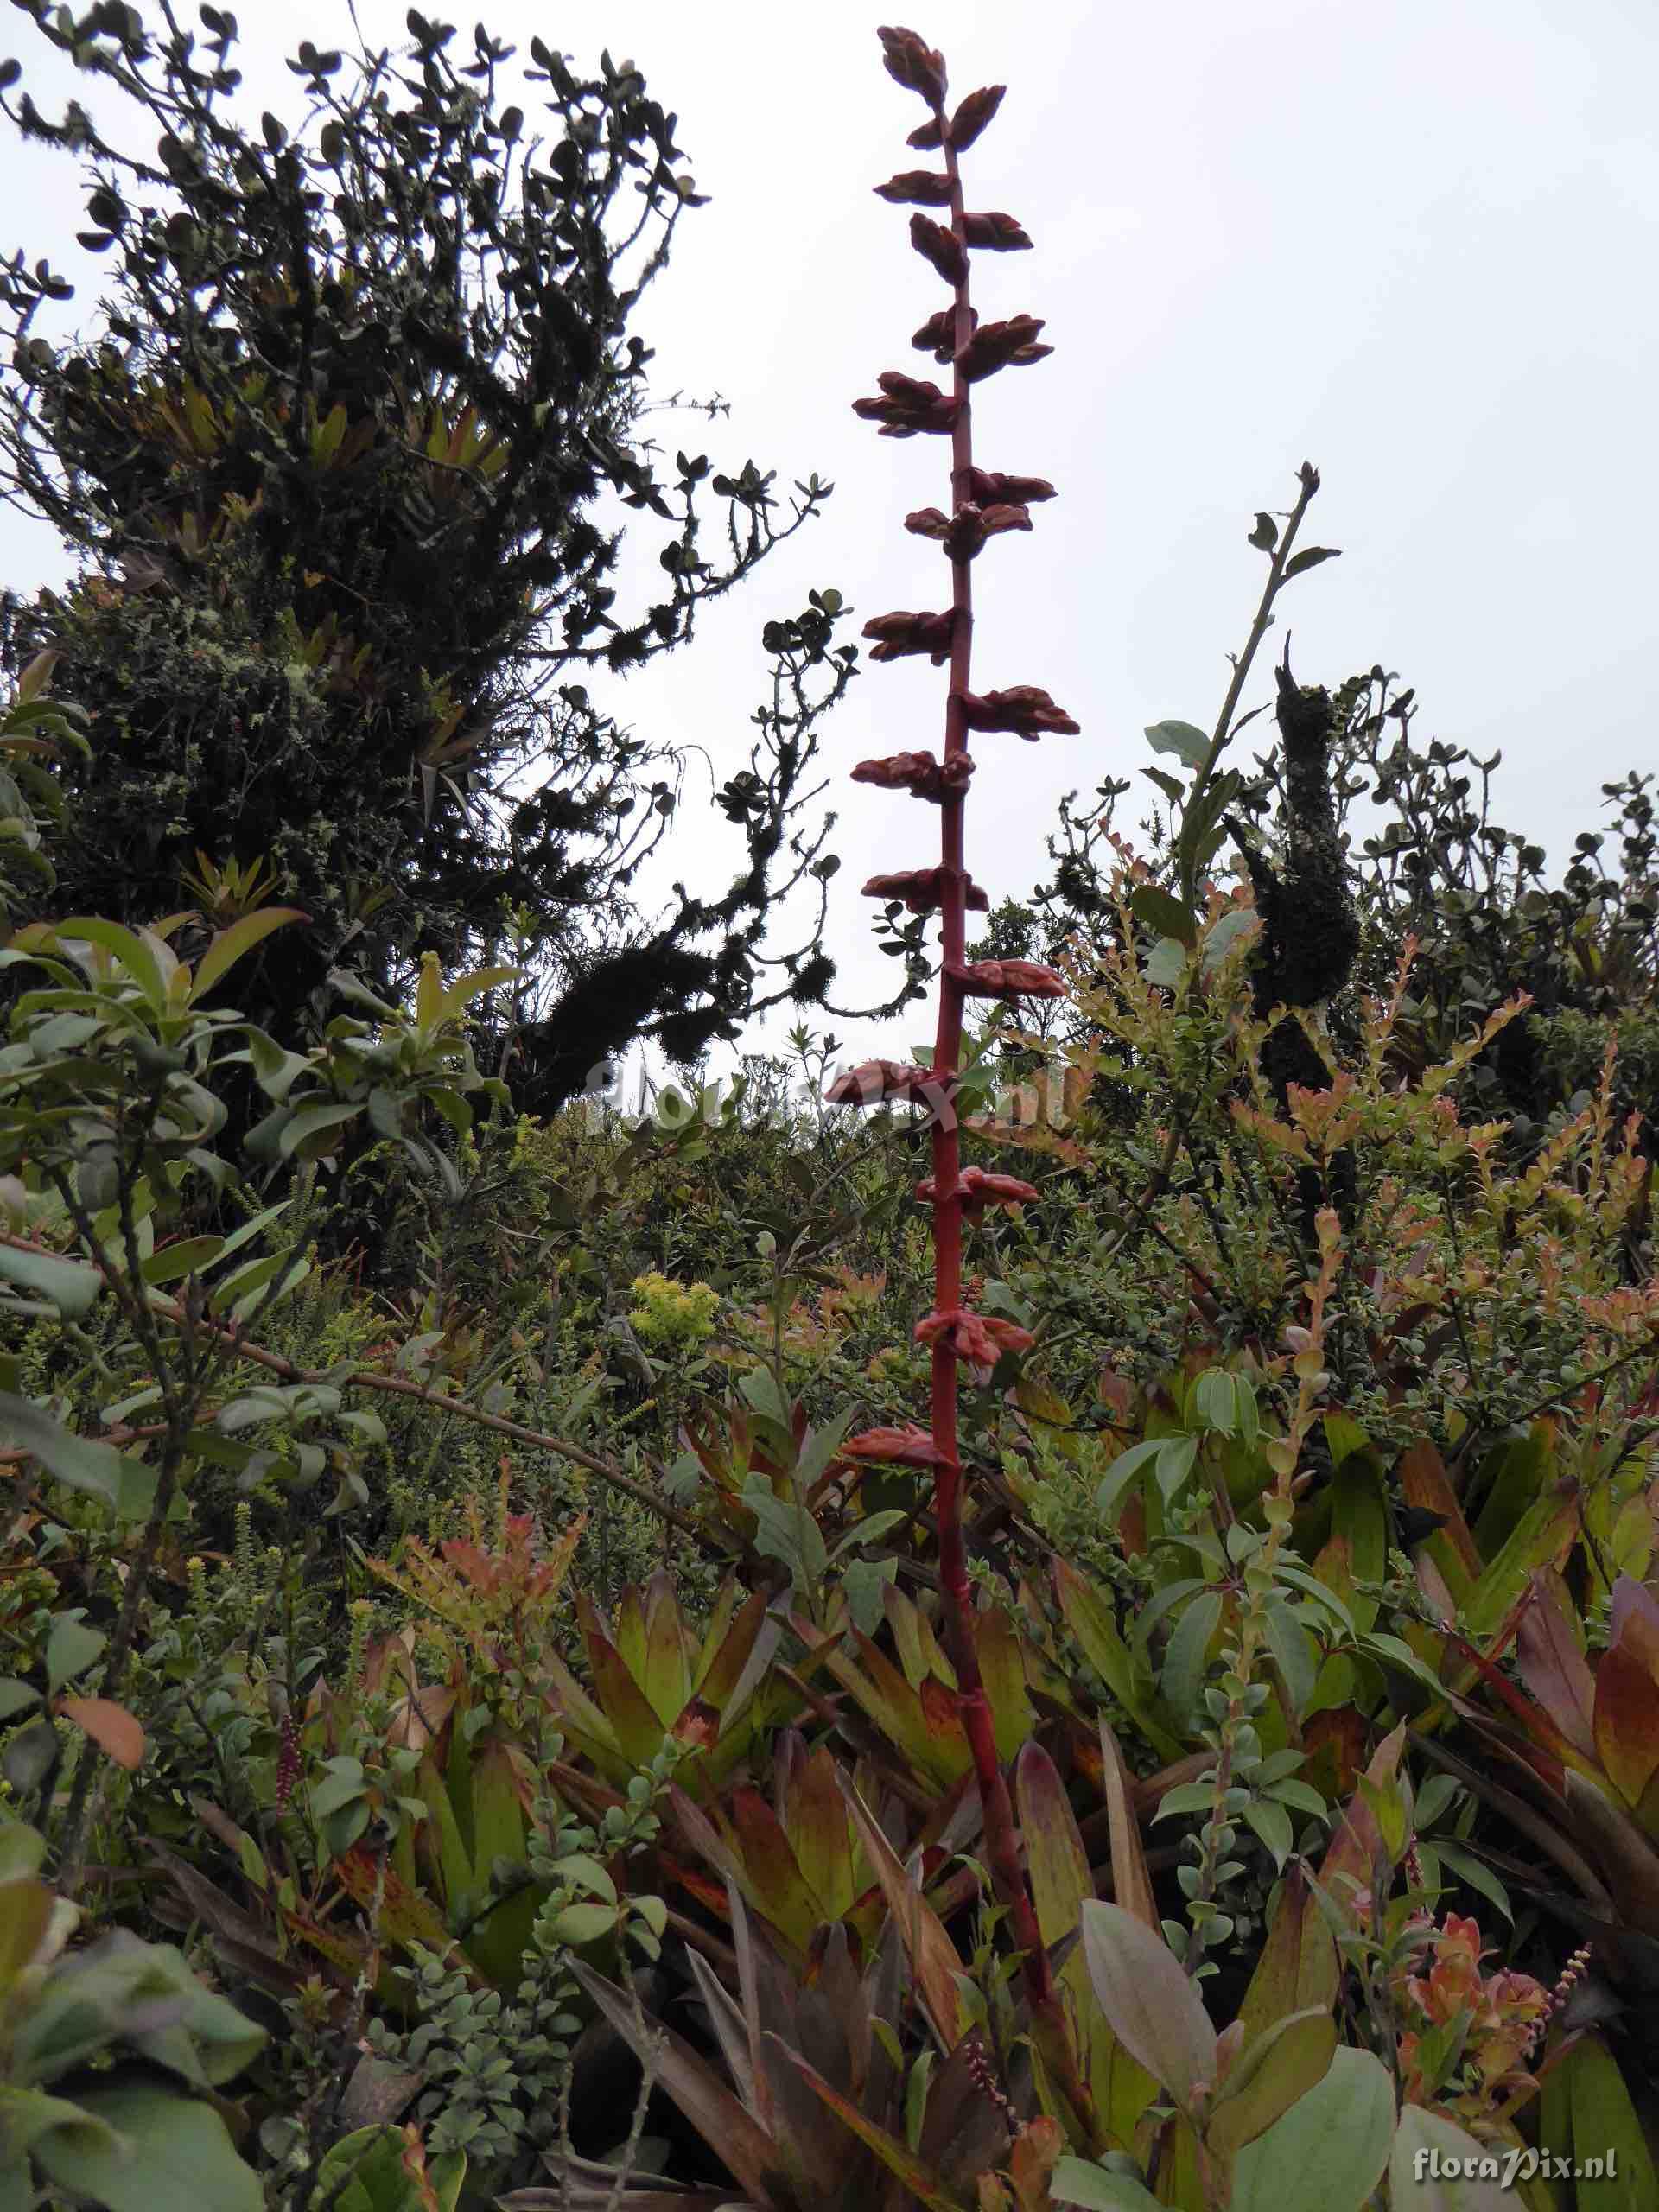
[0,1816,264,2210]
[3,618,1653,2212]
[0,654,87,929]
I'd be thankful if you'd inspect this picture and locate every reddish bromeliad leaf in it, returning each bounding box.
[1593,1578,1659,1818]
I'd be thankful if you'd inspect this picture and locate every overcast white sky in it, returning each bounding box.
[3,0,1656,1066]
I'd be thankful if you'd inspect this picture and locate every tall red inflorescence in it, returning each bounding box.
[834,27,1076,2023]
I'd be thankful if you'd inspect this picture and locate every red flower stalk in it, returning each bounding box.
[274,1709,300,1813]
[832,26,1086,2101]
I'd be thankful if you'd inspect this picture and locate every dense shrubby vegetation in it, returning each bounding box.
[2,12,1657,2212]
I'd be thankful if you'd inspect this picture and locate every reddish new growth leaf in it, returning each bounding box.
[853,371,960,438]
[905,502,1032,560]
[949,957,1066,999]
[910,212,969,286]
[912,305,970,363]
[824,1058,947,1109]
[966,466,1057,506]
[842,1424,953,1467]
[917,1166,1041,1217]
[956,314,1051,382]
[852,750,976,801]
[963,211,1033,251]
[948,84,1007,151]
[863,864,988,912]
[960,685,1080,737]
[914,1305,1035,1365]
[878,24,948,105]
[862,607,957,664]
[874,168,953,205]
[58,1695,146,1770]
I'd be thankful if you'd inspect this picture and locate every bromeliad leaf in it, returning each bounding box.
[188,908,308,1003]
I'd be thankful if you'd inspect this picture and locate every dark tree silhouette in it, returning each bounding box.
[0,3,898,1100]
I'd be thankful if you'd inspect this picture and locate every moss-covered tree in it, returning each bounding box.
[0,2,880,1100]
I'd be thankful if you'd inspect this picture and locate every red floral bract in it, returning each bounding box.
[915,1166,1041,1218]
[839,1424,953,1468]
